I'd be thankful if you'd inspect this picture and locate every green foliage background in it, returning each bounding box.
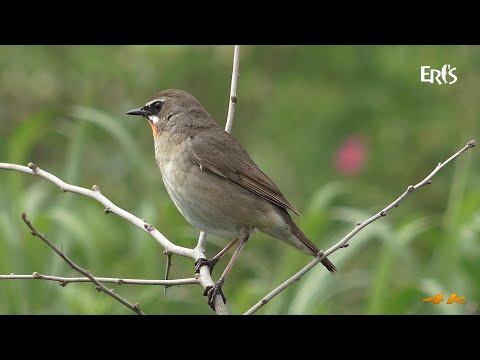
[0,45,478,314]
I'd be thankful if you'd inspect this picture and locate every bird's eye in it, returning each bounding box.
[153,101,163,112]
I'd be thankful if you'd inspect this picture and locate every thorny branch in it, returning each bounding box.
[2,138,473,315]
[21,213,145,315]
[244,139,476,315]
[0,273,199,286]
[0,161,227,314]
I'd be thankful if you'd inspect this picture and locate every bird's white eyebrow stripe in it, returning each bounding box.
[145,98,164,107]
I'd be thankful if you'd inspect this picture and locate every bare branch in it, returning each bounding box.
[196,231,208,255]
[0,273,199,286]
[225,45,240,133]
[0,161,227,314]
[21,213,145,315]
[194,45,241,315]
[245,139,476,315]
[0,162,194,259]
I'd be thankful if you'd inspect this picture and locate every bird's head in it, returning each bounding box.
[126,89,217,138]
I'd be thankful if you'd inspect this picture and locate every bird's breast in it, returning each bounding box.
[155,140,194,213]
[153,137,232,237]
[160,159,240,238]
[153,135,274,240]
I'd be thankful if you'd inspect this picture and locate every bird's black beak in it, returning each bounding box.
[126,108,150,116]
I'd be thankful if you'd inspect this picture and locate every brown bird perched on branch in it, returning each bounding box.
[127,89,336,310]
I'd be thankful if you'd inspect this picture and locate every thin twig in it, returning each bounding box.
[244,140,476,315]
[163,251,173,297]
[194,45,241,315]
[225,45,240,133]
[22,213,145,315]
[0,165,194,258]
[196,232,208,255]
[0,273,199,286]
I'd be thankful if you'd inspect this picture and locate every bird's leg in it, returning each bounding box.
[194,237,239,274]
[204,226,249,310]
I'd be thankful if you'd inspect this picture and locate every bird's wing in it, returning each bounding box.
[189,128,300,216]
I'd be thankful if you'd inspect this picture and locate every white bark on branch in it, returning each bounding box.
[244,139,476,315]
[22,213,145,315]
[0,161,226,313]
[0,273,199,286]
[194,45,241,314]
[225,45,240,133]
[0,162,194,258]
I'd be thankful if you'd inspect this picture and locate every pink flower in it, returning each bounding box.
[334,135,367,176]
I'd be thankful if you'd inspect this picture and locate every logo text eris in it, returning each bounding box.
[421,64,457,85]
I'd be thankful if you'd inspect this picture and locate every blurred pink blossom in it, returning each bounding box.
[334,135,368,176]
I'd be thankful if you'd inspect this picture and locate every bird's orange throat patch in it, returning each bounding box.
[149,120,159,138]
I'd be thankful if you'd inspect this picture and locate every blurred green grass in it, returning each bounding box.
[0,45,478,314]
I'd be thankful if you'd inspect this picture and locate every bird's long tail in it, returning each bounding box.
[318,256,336,274]
[280,209,337,274]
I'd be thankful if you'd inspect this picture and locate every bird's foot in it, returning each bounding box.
[194,257,219,274]
[203,281,226,310]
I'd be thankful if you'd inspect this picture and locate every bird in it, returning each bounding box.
[126,89,336,310]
